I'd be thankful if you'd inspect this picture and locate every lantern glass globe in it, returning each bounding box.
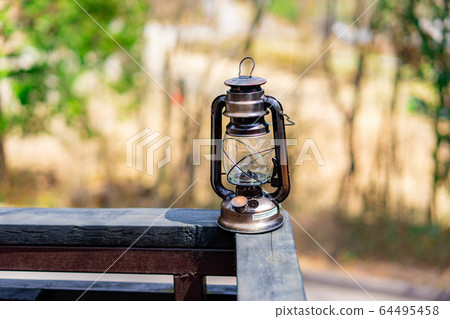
[222,132,274,186]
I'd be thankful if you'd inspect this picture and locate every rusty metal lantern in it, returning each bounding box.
[210,57,291,233]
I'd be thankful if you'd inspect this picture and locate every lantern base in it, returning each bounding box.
[217,196,284,234]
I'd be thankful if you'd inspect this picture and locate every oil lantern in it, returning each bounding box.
[210,57,291,233]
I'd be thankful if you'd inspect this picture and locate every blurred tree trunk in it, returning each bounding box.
[338,50,365,217]
[406,0,449,224]
[243,0,267,55]
[428,116,439,224]
[322,0,345,219]
[369,59,403,219]
[154,51,176,205]
[322,0,368,219]
[0,98,8,195]
[179,102,205,207]
[0,134,7,189]
[177,55,218,206]
[428,53,448,224]
[383,60,402,217]
[428,88,446,224]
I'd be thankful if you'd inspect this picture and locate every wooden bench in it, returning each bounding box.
[0,208,306,301]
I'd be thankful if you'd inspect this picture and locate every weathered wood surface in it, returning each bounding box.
[0,207,305,301]
[0,288,42,301]
[0,208,234,249]
[236,212,306,301]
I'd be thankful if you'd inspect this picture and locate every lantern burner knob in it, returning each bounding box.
[231,196,248,213]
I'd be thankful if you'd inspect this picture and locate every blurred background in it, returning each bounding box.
[0,0,449,298]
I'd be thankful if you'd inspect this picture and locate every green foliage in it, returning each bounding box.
[372,0,449,222]
[267,0,298,22]
[408,96,429,115]
[0,0,149,137]
[408,95,449,119]
[373,0,448,110]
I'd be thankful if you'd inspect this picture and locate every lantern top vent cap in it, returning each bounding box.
[224,57,267,87]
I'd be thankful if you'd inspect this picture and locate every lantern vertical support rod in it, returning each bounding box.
[265,96,291,203]
[211,95,233,199]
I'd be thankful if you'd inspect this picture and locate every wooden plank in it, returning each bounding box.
[236,212,306,301]
[0,278,174,292]
[173,274,206,301]
[0,207,306,300]
[0,208,234,249]
[39,289,174,301]
[0,247,236,276]
[0,288,42,301]
[0,278,237,296]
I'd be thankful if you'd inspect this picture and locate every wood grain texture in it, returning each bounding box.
[0,208,234,249]
[236,212,306,301]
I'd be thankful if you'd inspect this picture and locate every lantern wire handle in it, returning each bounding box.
[238,57,255,78]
